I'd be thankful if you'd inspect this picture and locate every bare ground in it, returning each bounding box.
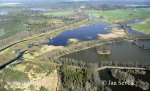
[98,28,127,39]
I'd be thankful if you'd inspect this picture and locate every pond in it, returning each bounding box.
[63,40,150,64]
[50,23,110,46]
[30,8,48,11]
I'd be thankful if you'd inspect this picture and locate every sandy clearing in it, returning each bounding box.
[6,70,58,91]
[40,45,64,53]
[98,29,127,39]
[141,19,150,24]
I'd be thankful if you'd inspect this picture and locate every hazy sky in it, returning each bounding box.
[0,0,87,2]
[0,0,149,3]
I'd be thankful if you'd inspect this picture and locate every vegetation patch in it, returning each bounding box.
[43,11,75,16]
[58,65,101,91]
[1,68,30,82]
[68,38,79,44]
[88,8,150,22]
[129,21,150,34]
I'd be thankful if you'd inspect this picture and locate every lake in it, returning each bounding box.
[50,23,110,46]
[63,40,150,64]
[30,8,48,11]
[48,20,144,46]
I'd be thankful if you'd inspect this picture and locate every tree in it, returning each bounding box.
[39,86,48,91]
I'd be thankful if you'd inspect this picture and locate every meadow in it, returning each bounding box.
[130,21,150,34]
[0,10,75,39]
[88,8,150,34]
[88,8,150,21]
[43,11,75,16]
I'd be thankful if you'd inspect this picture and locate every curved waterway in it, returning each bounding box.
[0,51,26,69]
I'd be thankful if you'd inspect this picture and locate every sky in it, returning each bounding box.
[0,0,149,3]
[0,0,87,2]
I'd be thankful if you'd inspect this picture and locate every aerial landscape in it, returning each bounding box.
[0,0,150,91]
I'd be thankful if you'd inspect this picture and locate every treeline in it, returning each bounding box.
[100,60,150,68]
[86,3,128,10]
[0,13,88,51]
[111,69,135,82]
[126,69,146,75]
[59,57,149,70]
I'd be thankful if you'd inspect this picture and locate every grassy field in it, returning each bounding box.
[0,9,76,39]
[88,8,150,34]
[0,14,63,38]
[88,8,150,22]
[43,11,75,16]
[0,28,5,36]
[129,21,150,34]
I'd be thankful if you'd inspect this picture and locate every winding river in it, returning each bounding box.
[0,51,26,69]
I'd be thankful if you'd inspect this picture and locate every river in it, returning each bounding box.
[0,51,26,69]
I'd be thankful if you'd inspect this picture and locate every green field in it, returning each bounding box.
[88,8,150,22]
[0,14,50,38]
[0,10,75,39]
[88,8,150,34]
[129,21,150,34]
[43,11,75,16]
